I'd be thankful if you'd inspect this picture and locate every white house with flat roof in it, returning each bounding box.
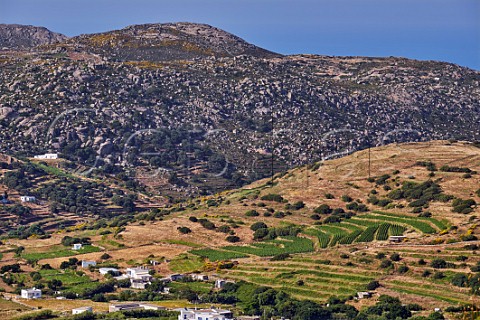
[81,260,96,268]
[72,243,82,250]
[192,274,209,281]
[20,196,36,203]
[72,306,92,314]
[175,308,233,320]
[215,279,234,289]
[34,153,58,160]
[109,303,165,313]
[21,288,42,299]
[99,267,120,276]
[126,267,152,281]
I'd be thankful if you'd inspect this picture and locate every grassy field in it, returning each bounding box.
[34,269,100,295]
[169,254,204,273]
[22,245,101,261]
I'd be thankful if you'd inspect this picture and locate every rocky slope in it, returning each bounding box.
[0,24,67,50]
[0,22,479,197]
[66,22,279,61]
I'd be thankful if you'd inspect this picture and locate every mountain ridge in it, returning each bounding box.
[0,23,479,197]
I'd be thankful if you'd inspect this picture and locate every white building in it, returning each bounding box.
[20,196,36,203]
[72,306,93,314]
[357,292,372,299]
[215,279,234,289]
[81,260,97,268]
[72,243,82,250]
[126,267,152,282]
[21,288,42,299]
[130,278,148,289]
[34,153,58,160]
[192,274,209,281]
[176,308,233,320]
[99,267,120,276]
[109,303,165,313]
[388,236,407,243]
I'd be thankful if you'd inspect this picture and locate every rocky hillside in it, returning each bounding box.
[0,24,67,50]
[0,22,479,197]
[66,22,279,61]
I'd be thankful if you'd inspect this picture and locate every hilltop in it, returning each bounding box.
[66,22,279,61]
[0,23,478,198]
[0,24,67,50]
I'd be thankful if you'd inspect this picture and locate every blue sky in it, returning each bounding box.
[1,0,479,70]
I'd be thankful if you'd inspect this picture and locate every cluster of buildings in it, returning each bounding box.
[20,263,238,319]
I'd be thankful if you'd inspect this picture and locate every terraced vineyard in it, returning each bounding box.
[218,249,477,305]
[304,210,446,247]
[189,248,248,261]
[218,256,381,301]
[191,236,314,260]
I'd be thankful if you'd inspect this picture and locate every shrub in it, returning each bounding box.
[390,253,401,261]
[366,280,380,290]
[432,271,445,279]
[218,225,231,233]
[418,211,432,217]
[346,202,368,212]
[398,265,409,274]
[325,193,335,199]
[273,211,286,218]
[253,228,269,240]
[375,174,391,185]
[226,236,240,243]
[380,259,393,268]
[422,270,431,277]
[430,258,447,269]
[189,216,198,222]
[451,273,468,287]
[452,198,476,214]
[324,215,342,224]
[314,204,332,214]
[440,165,472,173]
[461,234,478,241]
[199,219,216,230]
[286,201,305,210]
[469,262,480,272]
[250,222,268,231]
[177,226,192,234]
[372,253,385,260]
[341,195,353,202]
[245,210,259,217]
[100,253,111,260]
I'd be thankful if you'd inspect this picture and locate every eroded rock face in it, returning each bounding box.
[0,24,68,50]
